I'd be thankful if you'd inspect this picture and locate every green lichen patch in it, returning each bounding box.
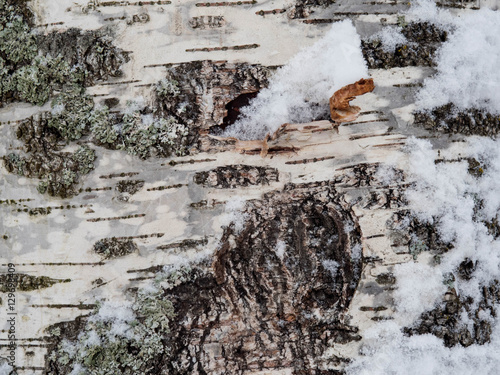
[88,99,191,159]
[3,111,98,198]
[3,145,96,199]
[0,1,89,106]
[118,108,189,159]
[0,0,129,107]
[73,146,97,175]
[0,273,70,292]
[4,153,26,175]
[12,55,83,106]
[0,1,36,65]
[93,238,139,259]
[48,86,94,141]
[89,106,117,145]
[45,270,182,375]
[155,78,180,98]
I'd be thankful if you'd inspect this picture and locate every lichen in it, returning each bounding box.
[46,270,178,375]
[89,106,117,145]
[414,103,500,137]
[4,153,25,175]
[0,3,37,65]
[0,1,87,106]
[362,22,447,69]
[118,105,189,159]
[48,85,94,141]
[155,78,180,98]
[3,141,97,199]
[115,180,144,195]
[72,145,96,175]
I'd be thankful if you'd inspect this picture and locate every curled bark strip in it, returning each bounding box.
[330,78,375,123]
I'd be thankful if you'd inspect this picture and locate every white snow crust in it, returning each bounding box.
[414,2,500,113]
[223,20,369,140]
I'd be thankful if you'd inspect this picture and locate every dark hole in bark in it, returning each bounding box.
[211,91,259,134]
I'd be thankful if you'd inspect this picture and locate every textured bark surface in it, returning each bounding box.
[414,103,500,136]
[37,28,130,86]
[362,22,448,69]
[2,1,496,374]
[154,60,271,147]
[164,181,363,374]
[194,165,279,188]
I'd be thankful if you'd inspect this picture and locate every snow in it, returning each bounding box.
[322,259,339,279]
[346,320,500,375]
[223,20,369,140]
[69,364,85,375]
[220,197,249,234]
[393,261,446,322]
[91,300,135,324]
[405,137,500,295]
[407,0,455,27]
[88,300,136,340]
[346,4,500,357]
[348,136,500,374]
[370,26,409,52]
[275,240,286,260]
[414,4,500,113]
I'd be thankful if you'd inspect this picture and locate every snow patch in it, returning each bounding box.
[220,197,249,234]
[393,261,446,322]
[348,135,500,373]
[223,20,368,140]
[371,26,409,52]
[346,320,500,375]
[415,4,500,113]
[322,259,339,279]
[275,240,286,260]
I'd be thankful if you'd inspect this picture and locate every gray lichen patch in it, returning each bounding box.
[44,269,184,375]
[0,273,70,292]
[93,238,139,259]
[2,113,97,198]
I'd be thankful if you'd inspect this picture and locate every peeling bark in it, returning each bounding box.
[329,79,375,123]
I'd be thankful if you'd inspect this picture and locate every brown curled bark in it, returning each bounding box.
[330,78,375,123]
